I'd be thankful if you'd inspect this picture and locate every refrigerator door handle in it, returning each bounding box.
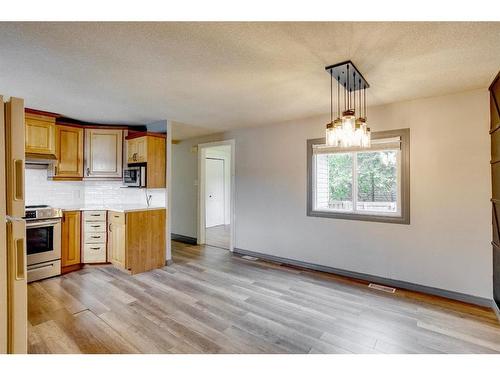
[14,238,25,281]
[13,159,24,202]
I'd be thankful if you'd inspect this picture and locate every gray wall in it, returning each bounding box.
[171,133,225,238]
[171,88,492,299]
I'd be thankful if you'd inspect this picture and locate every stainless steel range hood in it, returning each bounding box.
[25,154,57,169]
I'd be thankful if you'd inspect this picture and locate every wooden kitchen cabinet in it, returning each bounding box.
[84,128,123,179]
[54,125,84,179]
[61,211,81,274]
[82,210,107,263]
[107,209,166,275]
[126,133,166,188]
[127,136,147,163]
[108,212,126,269]
[25,113,56,156]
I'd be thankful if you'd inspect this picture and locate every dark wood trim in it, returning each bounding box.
[56,121,130,130]
[25,107,60,118]
[125,131,167,140]
[488,70,500,91]
[489,124,500,135]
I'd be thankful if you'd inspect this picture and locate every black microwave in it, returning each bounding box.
[123,166,146,187]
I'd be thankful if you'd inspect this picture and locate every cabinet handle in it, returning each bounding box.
[91,236,100,239]
[86,167,90,176]
[90,214,100,216]
[90,225,101,228]
[109,223,112,232]
[90,247,100,250]
[54,165,58,176]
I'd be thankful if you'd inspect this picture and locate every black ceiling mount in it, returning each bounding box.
[325,60,369,91]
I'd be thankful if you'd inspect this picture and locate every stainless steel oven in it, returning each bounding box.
[25,206,62,282]
[123,166,146,187]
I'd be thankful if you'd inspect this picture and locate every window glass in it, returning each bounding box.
[356,151,398,213]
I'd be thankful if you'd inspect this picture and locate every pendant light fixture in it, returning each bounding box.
[324,61,371,148]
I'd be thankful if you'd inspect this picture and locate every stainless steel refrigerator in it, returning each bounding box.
[0,95,27,354]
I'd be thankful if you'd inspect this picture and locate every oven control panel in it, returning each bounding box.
[25,210,37,220]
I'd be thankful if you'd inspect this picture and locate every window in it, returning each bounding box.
[307,129,410,224]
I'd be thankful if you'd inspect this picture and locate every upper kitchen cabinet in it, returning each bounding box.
[126,133,166,188]
[127,136,147,163]
[25,113,56,157]
[54,125,84,180]
[84,128,123,179]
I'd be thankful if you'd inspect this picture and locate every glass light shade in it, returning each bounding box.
[354,124,363,147]
[340,110,355,148]
[362,127,371,147]
[326,123,336,146]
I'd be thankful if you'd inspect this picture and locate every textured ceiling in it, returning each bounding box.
[1,22,499,138]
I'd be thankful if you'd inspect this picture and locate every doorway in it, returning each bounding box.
[198,140,234,251]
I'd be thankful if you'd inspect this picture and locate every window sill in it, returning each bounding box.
[307,209,410,224]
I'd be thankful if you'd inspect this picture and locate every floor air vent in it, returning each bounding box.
[368,283,396,293]
[242,255,259,261]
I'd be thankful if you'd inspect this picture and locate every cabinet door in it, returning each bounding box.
[55,125,84,179]
[127,138,137,163]
[84,129,123,178]
[127,136,147,163]
[108,222,126,269]
[25,114,56,155]
[61,211,81,268]
[136,137,147,162]
[146,136,166,188]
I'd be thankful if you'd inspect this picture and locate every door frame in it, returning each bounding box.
[197,139,235,251]
[0,96,7,353]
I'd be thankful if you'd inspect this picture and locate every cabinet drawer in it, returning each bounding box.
[83,244,106,263]
[84,222,107,233]
[83,210,106,222]
[84,231,107,244]
[108,211,125,224]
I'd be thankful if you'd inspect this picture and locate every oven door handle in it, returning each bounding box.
[26,219,61,228]
[28,262,56,271]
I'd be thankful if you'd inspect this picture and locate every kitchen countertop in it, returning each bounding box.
[58,204,166,213]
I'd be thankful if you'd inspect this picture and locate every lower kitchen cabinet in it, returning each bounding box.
[61,211,81,274]
[82,210,107,263]
[108,212,126,269]
[108,209,166,275]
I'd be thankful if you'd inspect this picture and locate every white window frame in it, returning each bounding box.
[307,129,410,224]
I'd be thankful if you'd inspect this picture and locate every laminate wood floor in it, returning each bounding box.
[28,241,500,354]
[205,224,230,249]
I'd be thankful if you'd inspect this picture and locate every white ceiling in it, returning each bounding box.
[1,22,499,138]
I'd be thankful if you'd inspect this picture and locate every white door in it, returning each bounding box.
[205,158,225,228]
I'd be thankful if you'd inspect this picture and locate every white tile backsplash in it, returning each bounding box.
[26,168,166,208]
